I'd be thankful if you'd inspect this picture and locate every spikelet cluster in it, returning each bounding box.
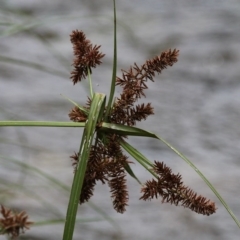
[68,30,216,216]
[140,161,216,215]
[0,205,33,239]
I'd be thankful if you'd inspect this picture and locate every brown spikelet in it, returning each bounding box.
[70,135,130,212]
[70,147,105,204]
[111,49,179,126]
[0,205,33,239]
[106,152,129,213]
[180,189,216,216]
[116,49,179,95]
[69,106,88,122]
[70,152,79,172]
[78,143,110,204]
[68,30,191,217]
[140,161,216,216]
[70,30,105,84]
[108,170,128,213]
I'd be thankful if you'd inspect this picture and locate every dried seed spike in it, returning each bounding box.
[0,205,33,239]
[70,30,105,84]
[140,161,216,215]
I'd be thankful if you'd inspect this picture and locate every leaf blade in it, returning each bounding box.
[63,93,106,240]
[100,122,240,228]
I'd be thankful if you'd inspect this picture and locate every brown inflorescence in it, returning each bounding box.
[70,30,105,84]
[70,135,129,213]
[111,49,179,126]
[69,106,88,122]
[68,31,216,216]
[0,205,33,239]
[140,161,216,215]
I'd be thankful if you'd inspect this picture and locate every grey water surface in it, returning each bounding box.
[0,0,240,239]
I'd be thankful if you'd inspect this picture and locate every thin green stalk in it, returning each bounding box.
[155,133,240,228]
[105,0,117,119]
[87,67,93,99]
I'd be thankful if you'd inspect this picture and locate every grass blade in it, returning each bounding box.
[100,122,240,228]
[123,161,142,185]
[60,94,89,116]
[100,122,155,137]
[119,140,157,178]
[87,67,94,99]
[63,93,106,240]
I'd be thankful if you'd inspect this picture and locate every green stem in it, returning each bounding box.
[88,67,93,99]
[105,0,117,120]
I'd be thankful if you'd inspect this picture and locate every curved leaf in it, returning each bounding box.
[100,122,240,228]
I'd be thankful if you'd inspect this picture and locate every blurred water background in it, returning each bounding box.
[0,0,240,239]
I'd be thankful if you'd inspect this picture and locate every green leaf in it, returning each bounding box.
[100,122,240,228]
[60,94,89,116]
[100,122,155,137]
[123,161,142,185]
[63,93,106,240]
[120,140,157,178]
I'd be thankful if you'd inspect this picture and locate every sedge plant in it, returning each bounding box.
[0,1,240,239]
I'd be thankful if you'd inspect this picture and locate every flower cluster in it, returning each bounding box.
[111,49,179,126]
[69,106,88,122]
[0,205,33,239]
[68,30,216,216]
[70,135,129,213]
[140,161,216,215]
[70,30,105,84]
